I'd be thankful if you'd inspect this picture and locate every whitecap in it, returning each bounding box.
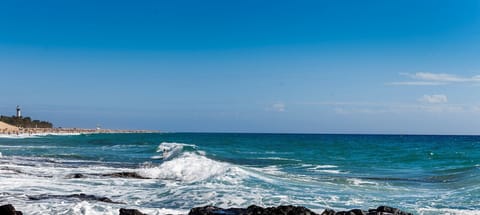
[257,157,301,162]
[138,152,244,183]
[314,169,344,174]
[0,134,39,139]
[417,207,480,215]
[304,164,344,174]
[155,142,197,160]
[251,165,284,176]
[308,165,338,169]
[347,178,378,186]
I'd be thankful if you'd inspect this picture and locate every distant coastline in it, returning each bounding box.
[0,124,159,138]
[0,105,159,137]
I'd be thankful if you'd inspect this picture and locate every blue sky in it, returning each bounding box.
[1,0,480,134]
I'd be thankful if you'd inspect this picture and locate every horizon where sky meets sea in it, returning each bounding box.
[1,0,480,134]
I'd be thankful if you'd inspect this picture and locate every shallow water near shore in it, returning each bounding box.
[0,133,479,214]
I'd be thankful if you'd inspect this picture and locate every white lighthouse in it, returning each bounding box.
[16,105,21,118]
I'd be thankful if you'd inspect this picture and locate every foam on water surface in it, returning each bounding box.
[138,152,242,183]
[0,134,479,214]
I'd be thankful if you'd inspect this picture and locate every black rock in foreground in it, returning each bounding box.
[65,172,149,179]
[188,205,413,215]
[101,172,149,179]
[1,203,413,215]
[119,208,147,215]
[27,193,124,204]
[0,204,23,215]
[189,205,318,215]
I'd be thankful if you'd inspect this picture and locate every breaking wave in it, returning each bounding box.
[153,142,197,160]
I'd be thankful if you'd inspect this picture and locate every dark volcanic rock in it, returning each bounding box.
[65,173,86,178]
[0,204,23,215]
[188,206,222,215]
[333,209,366,215]
[189,205,318,215]
[0,167,24,174]
[66,193,117,203]
[263,205,316,215]
[28,193,123,204]
[321,206,412,215]
[348,209,365,215]
[119,208,147,215]
[190,205,412,215]
[101,172,149,179]
[320,209,335,215]
[366,206,412,215]
[66,172,149,179]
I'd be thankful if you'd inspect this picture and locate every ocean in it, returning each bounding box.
[0,133,479,215]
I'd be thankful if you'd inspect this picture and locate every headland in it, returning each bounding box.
[0,105,158,137]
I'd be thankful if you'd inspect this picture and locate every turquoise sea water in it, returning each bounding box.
[0,133,479,214]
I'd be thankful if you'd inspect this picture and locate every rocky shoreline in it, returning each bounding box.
[1,162,414,215]
[0,204,413,215]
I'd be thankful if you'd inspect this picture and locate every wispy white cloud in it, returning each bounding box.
[418,94,448,104]
[389,72,480,86]
[387,81,446,86]
[267,102,286,112]
[473,106,480,113]
[303,99,478,114]
[407,72,475,82]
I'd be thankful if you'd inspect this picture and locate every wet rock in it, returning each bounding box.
[321,209,335,215]
[348,209,365,215]
[188,206,222,215]
[65,173,86,178]
[366,206,412,215]
[246,205,264,215]
[334,210,366,215]
[28,193,123,204]
[377,206,399,214]
[119,208,147,215]
[188,205,318,215]
[66,193,117,203]
[333,212,352,215]
[0,204,23,215]
[189,205,412,215]
[101,172,149,179]
[263,205,317,215]
[0,167,24,174]
[66,172,149,179]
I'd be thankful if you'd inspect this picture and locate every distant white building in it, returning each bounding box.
[16,105,21,118]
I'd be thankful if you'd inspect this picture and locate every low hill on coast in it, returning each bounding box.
[0,121,19,134]
[0,115,53,129]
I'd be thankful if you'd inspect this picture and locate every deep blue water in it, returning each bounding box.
[0,133,479,214]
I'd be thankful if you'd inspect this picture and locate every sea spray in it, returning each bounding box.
[0,133,479,214]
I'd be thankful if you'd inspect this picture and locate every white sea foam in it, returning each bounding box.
[139,152,243,183]
[304,164,344,174]
[1,140,475,215]
[0,134,39,139]
[0,133,82,139]
[150,155,163,160]
[11,200,189,215]
[251,165,284,176]
[417,207,480,215]
[257,157,301,162]
[314,169,344,174]
[311,165,338,169]
[32,132,83,136]
[347,178,378,186]
[155,142,196,160]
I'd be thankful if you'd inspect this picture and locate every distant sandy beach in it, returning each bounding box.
[0,124,159,138]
